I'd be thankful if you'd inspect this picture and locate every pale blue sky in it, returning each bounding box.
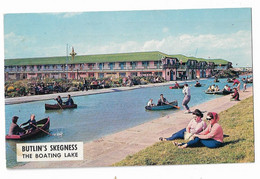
[4,8,252,66]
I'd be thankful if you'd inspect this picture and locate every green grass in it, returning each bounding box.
[114,96,254,166]
[5,51,229,66]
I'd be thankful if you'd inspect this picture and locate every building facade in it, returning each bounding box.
[4,51,232,81]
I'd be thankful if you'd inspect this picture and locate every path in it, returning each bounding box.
[14,87,253,169]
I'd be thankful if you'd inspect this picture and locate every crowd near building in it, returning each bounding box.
[4,51,232,81]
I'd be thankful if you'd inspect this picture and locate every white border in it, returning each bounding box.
[0,0,259,179]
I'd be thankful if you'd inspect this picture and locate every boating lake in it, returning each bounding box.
[5,76,252,167]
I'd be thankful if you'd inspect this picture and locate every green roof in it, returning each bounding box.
[167,54,229,65]
[4,51,230,66]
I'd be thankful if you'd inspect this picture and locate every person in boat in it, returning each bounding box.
[214,76,219,82]
[174,112,223,149]
[20,114,37,132]
[159,109,207,141]
[232,78,241,92]
[157,94,169,106]
[207,84,215,92]
[227,85,231,91]
[8,116,25,135]
[231,88,240,101]
[182,84,191,113]
[65,94,74,105]
[242,78,247,92]
[174,82,180,88]
[195,81,201,87]
[207,85,212,92]
[55,96,63,105]
[147,99,155,107]
[215,85,220,92]
[211,84,216,92]
[223,85,229,92]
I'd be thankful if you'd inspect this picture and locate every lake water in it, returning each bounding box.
[5,76,252,167]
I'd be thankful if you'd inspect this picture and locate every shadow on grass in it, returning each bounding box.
[222,139,245,147]
[183,138,244,148]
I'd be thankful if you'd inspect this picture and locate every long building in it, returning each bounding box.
[4,51,232,81]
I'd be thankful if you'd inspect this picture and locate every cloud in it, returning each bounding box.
[4,30,252,67]
[77,30,252,66]
[4,32,26,45]
[162,27,169,33]
[51,12,83,18]
[62,12,83,18]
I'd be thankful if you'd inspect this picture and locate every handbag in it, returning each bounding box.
[184,132,194,141]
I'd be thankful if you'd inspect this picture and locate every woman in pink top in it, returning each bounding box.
[159,109,206,141]
[177,112,223,149]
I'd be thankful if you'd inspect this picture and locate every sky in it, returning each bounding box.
[4,8,252,67]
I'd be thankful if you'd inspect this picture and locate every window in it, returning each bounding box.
[120,62,125,70]
[142,61,149,69]
[99,73,104,78]
[109,63,115,70]
[119,72,126,77]
[130,62,136,69]
[99,63,103,70]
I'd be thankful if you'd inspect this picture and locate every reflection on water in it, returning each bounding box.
[5,76,252,167]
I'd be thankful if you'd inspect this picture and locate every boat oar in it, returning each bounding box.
[32,124,53,136]
[54,98,63,110]
[163,102,180,109]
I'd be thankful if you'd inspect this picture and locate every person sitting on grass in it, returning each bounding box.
[174,112,223,149]
[159,109,207,141]
[231,88,240,101]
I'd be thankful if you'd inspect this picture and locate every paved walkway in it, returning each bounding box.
[15,87,253,169]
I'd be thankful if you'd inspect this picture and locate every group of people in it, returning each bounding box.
[147,83,191,114]
[147,94,169,107]
[207,84,221,92]
[55,94,74,106]
[8,114,37,136]
[159,109,223,149]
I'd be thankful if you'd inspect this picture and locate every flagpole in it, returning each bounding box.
[66,44,68,81]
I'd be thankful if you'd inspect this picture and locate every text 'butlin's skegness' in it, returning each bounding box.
[21,144,78,152]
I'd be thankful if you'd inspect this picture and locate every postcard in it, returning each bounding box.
[4,8,254,173]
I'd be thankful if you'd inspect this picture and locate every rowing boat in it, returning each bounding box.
[205,90,234,95]
[45,104,77,110]
[194,84,202,87]
[145,100,178,110]
[6,118,50,140]
[169,85,184,89]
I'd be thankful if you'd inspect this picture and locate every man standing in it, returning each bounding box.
[182,84,191,113]
[232,78,241,92]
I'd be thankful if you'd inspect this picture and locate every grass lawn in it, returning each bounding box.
[114,96,254,166]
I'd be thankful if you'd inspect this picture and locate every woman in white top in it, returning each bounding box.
[159,109,206,141]
[182,84,191,113]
